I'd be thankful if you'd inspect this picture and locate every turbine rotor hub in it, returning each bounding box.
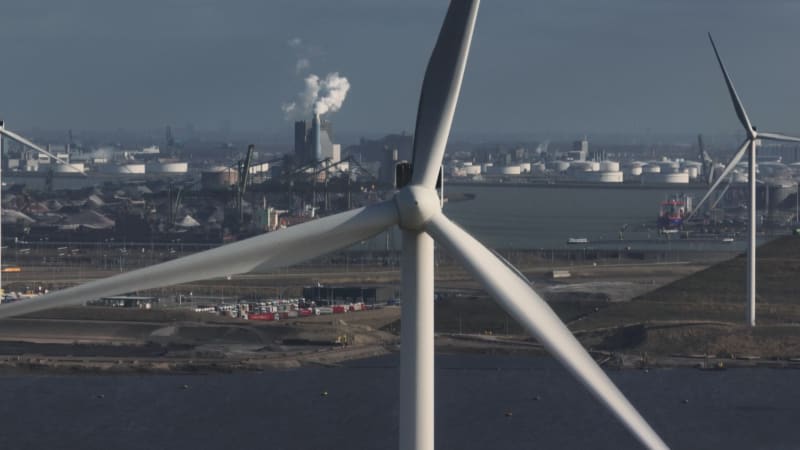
[394,185,441,231]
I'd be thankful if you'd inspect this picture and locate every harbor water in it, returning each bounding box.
[0,354,797,449]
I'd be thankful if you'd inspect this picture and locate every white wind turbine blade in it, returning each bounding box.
[0,201,398,319]
[0,127,87,175]
[709,176,735,211]
[688,139,749,221]
[425,213,669,450]
[756,131,800,143]
[708,33,754,136]
[410,0,479,188]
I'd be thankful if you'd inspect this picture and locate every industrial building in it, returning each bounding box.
[294,114,341,165]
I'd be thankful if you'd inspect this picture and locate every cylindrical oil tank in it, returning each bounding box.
[518,162,532,173]
[599,160,620,172]
[488,165,521,175]
[686,166,699,179]
[643,164,661,173]
[201,166,239,190]
[464,165,481,175]
[531,162,547,174]
[576,171,624,183]
[548,161,570,172]
[626,165,643,176]
[642,172,690,184]
[101,163,145,174]
[52,162,85,173]
[148,161,189,174]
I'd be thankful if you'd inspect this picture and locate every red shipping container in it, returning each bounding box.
[248,313,275,321]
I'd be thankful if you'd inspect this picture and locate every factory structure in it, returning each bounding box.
[294,114,341,166]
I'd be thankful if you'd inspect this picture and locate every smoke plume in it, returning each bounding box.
[282,73,351,118]
[282,37,351,119]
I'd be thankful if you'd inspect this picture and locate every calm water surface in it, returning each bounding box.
[0,354,797,450]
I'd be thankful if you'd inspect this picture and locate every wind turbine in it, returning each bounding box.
[0,2,668,449]
[0,122,86,297]
[0,124,87,175]
[687,33,800,327]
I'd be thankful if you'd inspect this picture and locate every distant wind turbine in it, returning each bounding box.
[0,123,87,175]
[688,33,800,327]
[0,2,668,449]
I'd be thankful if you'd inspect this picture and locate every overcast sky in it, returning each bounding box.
[1,0,799,137]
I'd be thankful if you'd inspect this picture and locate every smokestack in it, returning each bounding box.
[312,113,321,162]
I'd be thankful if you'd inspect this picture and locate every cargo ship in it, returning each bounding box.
[657,194,692,230]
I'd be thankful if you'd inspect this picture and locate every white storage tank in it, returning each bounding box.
[202,166,239,190]
[147,161,189,174]
[576,171,624,183]
[531,162,547,174]
[642,172,690,184]
[450,167,466,177]
[102,163,146,174]
[464,165,481,175]
[52,162,85,173]
[686,166,699,179]
[599,160,620,172]
[643,164,661,174]
[626,165,643,176]
[548,161,570,172]
[518,162,532,173]
[488,165,522,175]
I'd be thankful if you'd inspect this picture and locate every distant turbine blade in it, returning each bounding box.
[708,33,754,135]
[0,202,398,319]
[756,131,800,144]
[0,127,87,175]
[410,0,479,187]
[688,139,749,220]
[425,213,669,450]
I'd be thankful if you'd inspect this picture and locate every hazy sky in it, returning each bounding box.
[1,0,799,137]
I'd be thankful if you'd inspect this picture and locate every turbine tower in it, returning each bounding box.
[0,2,668,449]
[688,34,800,327]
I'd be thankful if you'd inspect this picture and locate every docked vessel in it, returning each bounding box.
[657,194,692,230]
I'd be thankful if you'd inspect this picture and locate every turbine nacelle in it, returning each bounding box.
[395,185,441,231]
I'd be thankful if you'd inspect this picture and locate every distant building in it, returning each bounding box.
[567,137,589,161]
[294,116,339,165]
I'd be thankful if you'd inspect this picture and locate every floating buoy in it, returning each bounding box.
[95,394,105,399]
[504,411,513,417]
[681,399,689,404]
[321,391,329,397]
[533,395,541,401]
[181,384,190,390]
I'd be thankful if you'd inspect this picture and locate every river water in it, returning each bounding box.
[0,354,796,450]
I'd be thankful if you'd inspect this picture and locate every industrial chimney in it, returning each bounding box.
[311,113,322,163]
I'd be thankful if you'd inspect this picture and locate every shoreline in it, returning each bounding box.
[3,331,800,376]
